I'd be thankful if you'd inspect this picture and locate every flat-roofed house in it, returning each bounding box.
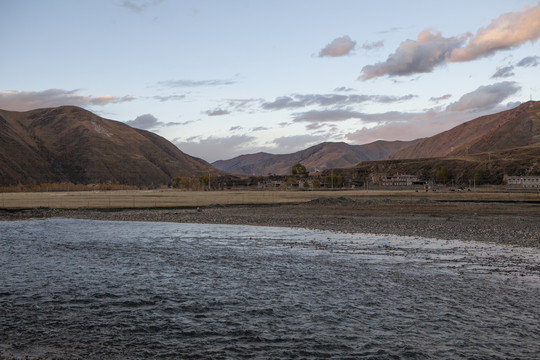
[506,176,540,188]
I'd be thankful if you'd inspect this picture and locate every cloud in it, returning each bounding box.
[318,35,356,57]
[262,93,415,110]
[153,94,185,102]
[252,126,269,131]
[121,0,163,13]
[345,102,519,145]
[158,79,237,88]
[125,113,182,130]
[359,29,467,80]
[291,103,422,125]
[0,89,135,111]
[177,119,199,126]
[491,65,515,78]
[449,2,540,62]
[270,134,327,152]
[173,134,257,162]
[206,108,230,116]
[347,122,429,145]
[229,125,243,131]
[517,55,540,67]
[446,82,520,112]
[124,114,161,130]
[334,87,355,92]
[360,40,384,50]
[360,3,540,79]
[430,94,452,103]
[293,109,365,123]
[225,98,261,109]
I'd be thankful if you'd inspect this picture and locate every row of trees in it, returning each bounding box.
[436,166,485,184]
[171,174,218,190]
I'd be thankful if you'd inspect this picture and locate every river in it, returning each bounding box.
[1,219,539,359]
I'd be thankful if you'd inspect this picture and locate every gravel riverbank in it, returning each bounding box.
[1,197,539,247]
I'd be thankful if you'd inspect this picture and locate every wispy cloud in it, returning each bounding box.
[517,55,540,67]
[173,134,257,162]
[158,79,237,88]
[0,89,135,111]
[491,65,515,79]
[430,94,452,103]
[334,87,355,92]
[345,101,521,145]
[206,108,230,116]
[318,35,356,57]
[269,134,327,152]
[121,0,163,13]
[153,94,185,102]
[360,40,384,50]
[225,98,261,109]
[446,81,520,111]
[293,109,365,123]
[262,93,415,110]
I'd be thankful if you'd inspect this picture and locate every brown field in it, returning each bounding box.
[1,187,539,210]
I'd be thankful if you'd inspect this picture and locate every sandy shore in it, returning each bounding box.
[1,196,539,248]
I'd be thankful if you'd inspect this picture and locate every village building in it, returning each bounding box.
[380,175,420,187]
[506,176,540,188]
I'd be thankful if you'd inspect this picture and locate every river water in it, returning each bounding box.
[1,218,539,359]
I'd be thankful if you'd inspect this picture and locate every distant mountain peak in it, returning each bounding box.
[212,140,420,175]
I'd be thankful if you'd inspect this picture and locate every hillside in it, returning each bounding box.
[330,144,540,186]
[213,140,420,175]
[0,106,218,186]
[390,101,540,159]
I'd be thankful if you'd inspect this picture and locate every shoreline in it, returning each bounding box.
[2,197,539,248]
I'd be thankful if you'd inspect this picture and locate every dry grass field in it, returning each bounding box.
[1,188,539,209]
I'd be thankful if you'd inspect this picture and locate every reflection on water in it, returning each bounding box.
[1,219,539,359]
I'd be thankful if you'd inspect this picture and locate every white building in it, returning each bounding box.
[506,176,540,188]
[381,175,419,187]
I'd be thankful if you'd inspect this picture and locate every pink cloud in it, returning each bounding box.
[449,2,540,62]
[319,35,356,57]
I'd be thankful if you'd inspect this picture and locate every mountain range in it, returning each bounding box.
[389,100,540,159]
[212,140,421,175]
[214,101,540,176]
[0,106,217,185]
[1,101,538,186]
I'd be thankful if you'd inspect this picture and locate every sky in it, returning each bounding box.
[1,0,540,162]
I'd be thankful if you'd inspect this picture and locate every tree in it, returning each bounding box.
[312,179,321,188]
[326,174,343,188]
[436,166,449,183]
[172,177,200,190]
[291,163,308,176]
[286,177,298,187]
[200,174,218,189]
[474,168,485,184]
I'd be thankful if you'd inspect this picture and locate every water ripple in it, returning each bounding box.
[1,219,539,359]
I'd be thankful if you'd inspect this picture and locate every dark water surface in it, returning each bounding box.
[1,219,539,359]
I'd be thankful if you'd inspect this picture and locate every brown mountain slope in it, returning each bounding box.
[331,144,540,186]
[213,140,420,175]
[389,101,540,160]
[0,106,218,185]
